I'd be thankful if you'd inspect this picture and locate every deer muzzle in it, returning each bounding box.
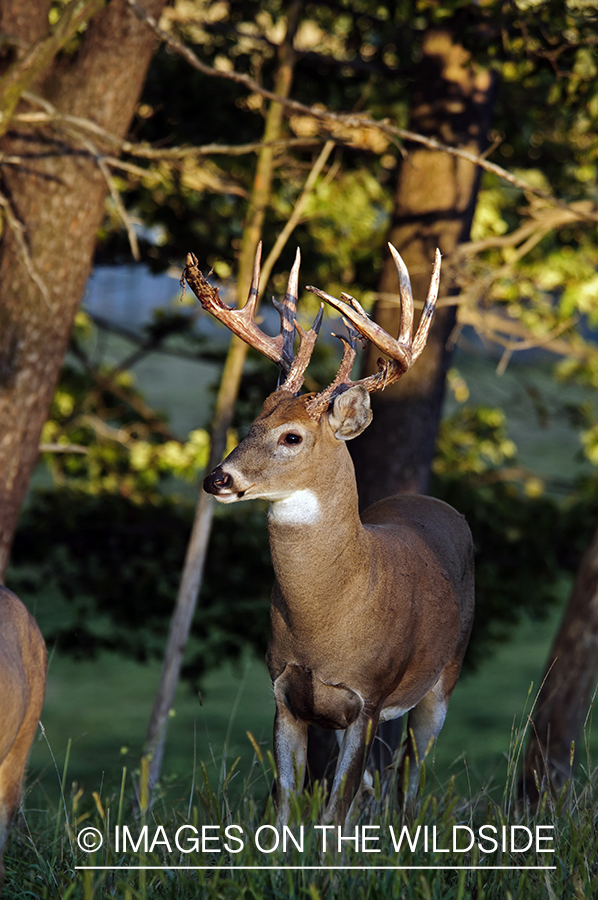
[203,466,232,494]
[203,466,248,502]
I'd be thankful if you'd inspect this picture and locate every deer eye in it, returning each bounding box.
[281,432,302,446]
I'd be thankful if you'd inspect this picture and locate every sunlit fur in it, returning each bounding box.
[0,587,46,886]
[205,386,474,824]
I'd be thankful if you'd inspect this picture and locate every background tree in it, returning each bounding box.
[352,26,494,505]
[0,0,168,577]
[521,523,598,802]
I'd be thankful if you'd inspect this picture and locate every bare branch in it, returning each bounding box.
[69,339,178,440]
[66,126,140,260]
[0,190,51,307]
[15,99,330,160]
[259,139,335,297]
[453,201,596,259]
[126,0,598,226]
[39,443,88,454]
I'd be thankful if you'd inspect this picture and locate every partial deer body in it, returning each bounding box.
[0,586,46,885]
[187,243,474,824]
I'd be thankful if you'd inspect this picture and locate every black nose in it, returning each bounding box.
[203,467,233,494]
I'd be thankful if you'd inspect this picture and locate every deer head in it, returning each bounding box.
[185,242,441,506]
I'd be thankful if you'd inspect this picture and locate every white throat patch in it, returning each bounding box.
[269,489,321,526]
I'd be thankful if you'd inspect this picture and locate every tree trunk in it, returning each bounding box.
[521,527,598,803]
[0,0,167,580]
[351,28,495,507]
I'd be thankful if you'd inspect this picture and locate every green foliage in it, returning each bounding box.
[433,405,517,476]
[10,490,272,685]
[301,168,392,289]
[41,365,210,498]
[40,311,213,500]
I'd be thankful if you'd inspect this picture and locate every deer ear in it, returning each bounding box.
[328,385,373,441]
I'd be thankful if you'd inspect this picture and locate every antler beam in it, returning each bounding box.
[183,243,289,371]
[304,244,441,415]
[183,243,323,392]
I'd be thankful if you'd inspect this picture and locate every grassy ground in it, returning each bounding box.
[9,655,598,899]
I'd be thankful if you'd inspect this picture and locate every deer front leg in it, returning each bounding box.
[323,710,379,825]
[273,689,308,825]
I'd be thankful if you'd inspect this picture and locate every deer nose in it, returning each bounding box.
[203,467,233,494]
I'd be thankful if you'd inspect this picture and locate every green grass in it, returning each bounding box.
[29,652,275,809]
[6,716,598,899]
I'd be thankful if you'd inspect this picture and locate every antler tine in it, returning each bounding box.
[272,247,301,376]
[304,322,359,417]
[412,247,441,358]
[304,247,441,412]
[270,246,326,394]
[306,283,412,372]
[280,304,324,394]
[183,245,326,391]
[183,243,293,371]
[387,242,414,345]
[241,239,262,320]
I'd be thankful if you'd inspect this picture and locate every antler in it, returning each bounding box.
[304,244,441,417]
[183,243,323,392]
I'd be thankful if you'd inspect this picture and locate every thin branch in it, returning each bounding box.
[69,339,178,440]
[0,190,51,306]
[65,125,140,260]
[17,94,331,159]
[84,311,218,366]
[458,306,584,362]
[126,0,598,226]
[453,200,596,259]
[39,443,89,454]
[259,139,335,296]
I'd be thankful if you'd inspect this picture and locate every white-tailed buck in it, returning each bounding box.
[0,586,46,884]
[186,243,474,824]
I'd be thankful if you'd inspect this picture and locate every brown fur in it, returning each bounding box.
[0,587,46,887]
[205,388,474,823]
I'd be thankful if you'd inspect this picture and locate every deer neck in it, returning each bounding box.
[266,442,366,603]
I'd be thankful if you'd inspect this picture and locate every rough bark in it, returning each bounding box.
[351,28,495,507]
[521,527,598,803]
[0,0,167,579]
